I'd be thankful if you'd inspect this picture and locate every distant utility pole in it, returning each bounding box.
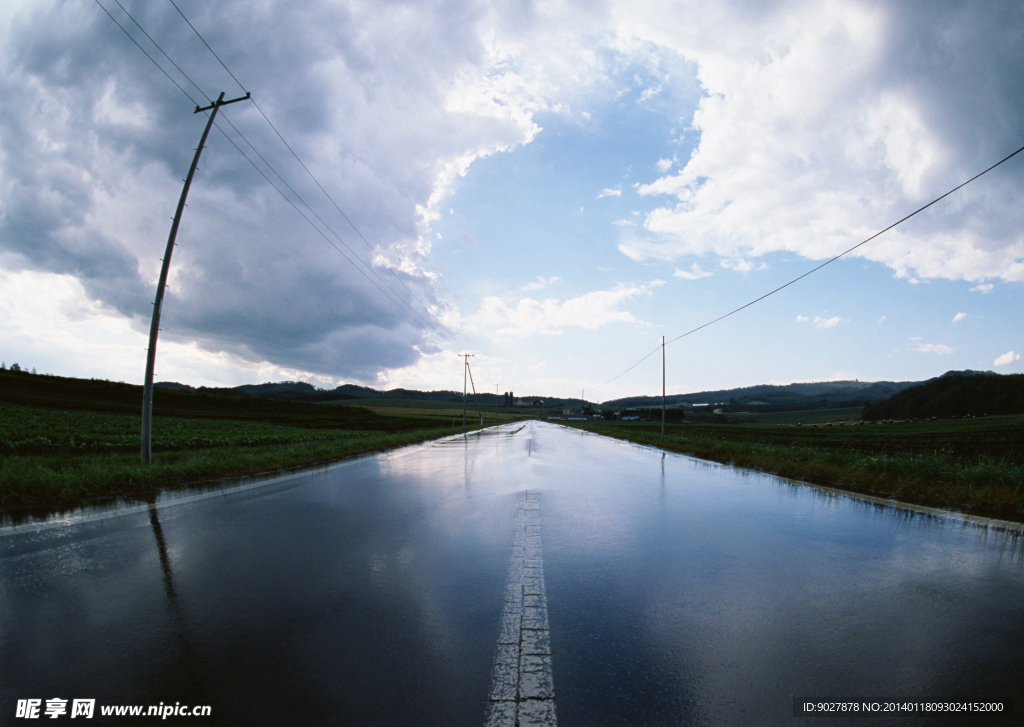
[460,353,474,425]
[141,91,250,465]
[662,335,666,436]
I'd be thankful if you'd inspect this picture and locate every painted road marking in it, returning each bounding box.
[485,490,557,727]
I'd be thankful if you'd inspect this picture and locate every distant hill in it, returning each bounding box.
[155,380,468,403]
[154,380,571,407]
[154,374,991,415]
[863,370,1024,420]
[1,369,432,431]
[602,378,920,412]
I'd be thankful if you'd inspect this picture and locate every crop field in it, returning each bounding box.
[330,398,465,410]
[0,370,436,431]
[0,371,484,511]
[0,402,375,455]
[725,407,864,425]
[681,415,1023,461]
[567,415,1024,520]
[363,405,522,423]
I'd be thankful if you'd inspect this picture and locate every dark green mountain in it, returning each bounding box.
[601,379,919,411]
[862,371,1024,420]
[153,372,1014,416]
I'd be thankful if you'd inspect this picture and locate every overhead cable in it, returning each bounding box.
[96,0,458,343]
[165,0,462,344]
[592,142,1024,391]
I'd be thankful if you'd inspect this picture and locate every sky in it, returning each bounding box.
[1,0,1022,402]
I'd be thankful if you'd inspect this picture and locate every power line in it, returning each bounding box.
[97,0,458,344]
[112,0,206,101]
[107,0,454,343]
[94,0,200,107]
[164,0,461,344]
[210,126,444,326]
[166,0,246,91]
[592,142,1024,391]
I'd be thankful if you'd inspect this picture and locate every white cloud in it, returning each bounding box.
[721,258,753,273]
[994,350,1020,367]
[638,83,663,102]
[376,348,503,392]
[656,158,673,172]
[612,219,636,227]
[952,312,968,323]
[522,276,562,291]
[797,314,844,329]
[877,315,887,324]
[616,0,1024,284]
[911,342,955,355]
[971,284,995,294]
[598,187,623,198]
[0,269,334,387]
[466,282,659,337]
[673,263,713,280]
[720,258,762,273]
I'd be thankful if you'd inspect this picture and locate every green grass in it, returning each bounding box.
[725,407,865,425]
[0,369,437,431]
[6,367,1020,519]
[362,405,524,423]
[564,417,1024,521]
[330,397,465,409]
[0,402,376,454]
[0,424,483,511]
[0,370,487,511]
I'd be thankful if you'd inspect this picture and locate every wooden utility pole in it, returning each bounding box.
[662,335,666,436]
[466,360,483,425]
[141,91,250,465]
[460,353,474,425]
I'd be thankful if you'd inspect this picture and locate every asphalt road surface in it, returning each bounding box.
[2,421,1022,726]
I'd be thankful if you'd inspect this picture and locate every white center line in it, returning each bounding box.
[485,490,557,727]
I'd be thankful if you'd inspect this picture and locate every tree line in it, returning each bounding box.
[862,372,1024,420]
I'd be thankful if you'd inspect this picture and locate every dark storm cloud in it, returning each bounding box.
[0,0,520,381]
[866,0,1024,255]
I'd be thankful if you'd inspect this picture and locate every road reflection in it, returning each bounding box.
[1,421,1021,727]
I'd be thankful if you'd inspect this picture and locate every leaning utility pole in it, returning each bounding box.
[141,91,250,465]
[460,353,474,426]
[662,335,666,436]
[466,361,484,425]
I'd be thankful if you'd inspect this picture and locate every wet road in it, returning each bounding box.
[2,421,1023,725]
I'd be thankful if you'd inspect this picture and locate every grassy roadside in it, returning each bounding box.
[0,424,484,512]
[0,369,489,512]
[561,419,1024,521]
